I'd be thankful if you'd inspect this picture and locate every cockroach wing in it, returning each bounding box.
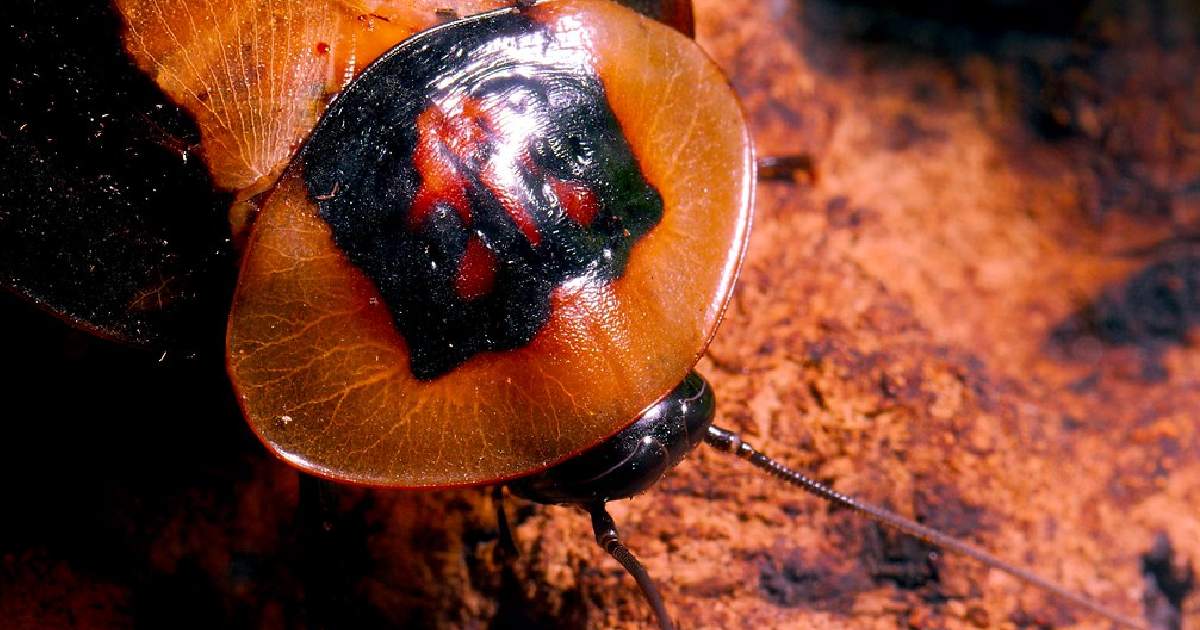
[0,0,697,349]
[113,0,691,197]
[113,0,518,195]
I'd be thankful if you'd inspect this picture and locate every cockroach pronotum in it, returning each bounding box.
[2,1,1192,628]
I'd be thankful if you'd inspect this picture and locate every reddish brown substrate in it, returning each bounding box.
[3,0,1198,628]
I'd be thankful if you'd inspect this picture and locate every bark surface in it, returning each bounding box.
[2,0,1198,628]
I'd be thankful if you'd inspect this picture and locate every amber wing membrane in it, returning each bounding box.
[0,1,697,349]
[113,0,691,197]
[113,0,513,195]
[226,0,752,487]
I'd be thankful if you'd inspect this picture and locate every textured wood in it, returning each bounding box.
[2,0,1198,629]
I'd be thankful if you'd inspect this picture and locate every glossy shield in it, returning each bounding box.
[303,11,665,379]
[227,0,753,487]
[113,0,691,196]
[1,0,697,348]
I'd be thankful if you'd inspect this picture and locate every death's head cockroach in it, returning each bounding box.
[0,1,1165,628]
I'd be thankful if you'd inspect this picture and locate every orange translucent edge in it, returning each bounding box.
[226,0,755,487]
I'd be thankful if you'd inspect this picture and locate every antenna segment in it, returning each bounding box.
[704,425,1147,630]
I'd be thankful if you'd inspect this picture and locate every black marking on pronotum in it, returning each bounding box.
[302,10,663,379]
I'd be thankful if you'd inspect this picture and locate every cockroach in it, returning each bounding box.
[0,1,1178,628]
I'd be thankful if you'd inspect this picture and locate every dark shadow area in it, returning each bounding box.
[756,545,869,612]
[862,524,940,591]
[0,0,235,347]
[486,562,585,630]
[799,0,1200,225]
[471,500,585,630]
[1048,253,1200,378]
[0,292,299,628]
[857,484,986,596]
[802,0,1091,64]
[1142,533,1195,630]
[296,476,394,630]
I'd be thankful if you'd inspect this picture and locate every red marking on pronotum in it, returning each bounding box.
[480,161,543,246]
[408,96,546,247]
[315,42,330,55]
[409,105,475,229]
[549,176,598,226]
[455,235,497,300]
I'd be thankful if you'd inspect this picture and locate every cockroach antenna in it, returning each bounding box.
[510,373,1149,630]
[59,0,1165,626]
[704,424,1149,630]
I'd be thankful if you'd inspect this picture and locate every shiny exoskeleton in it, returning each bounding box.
[0,2,1155,630]
[305,10,663,379]
[509,371,716,630]
[511,372,715,505]
[227,1,755,488]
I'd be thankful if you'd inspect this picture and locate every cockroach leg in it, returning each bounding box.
[492,485,519,559]
[589,502,676,630]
